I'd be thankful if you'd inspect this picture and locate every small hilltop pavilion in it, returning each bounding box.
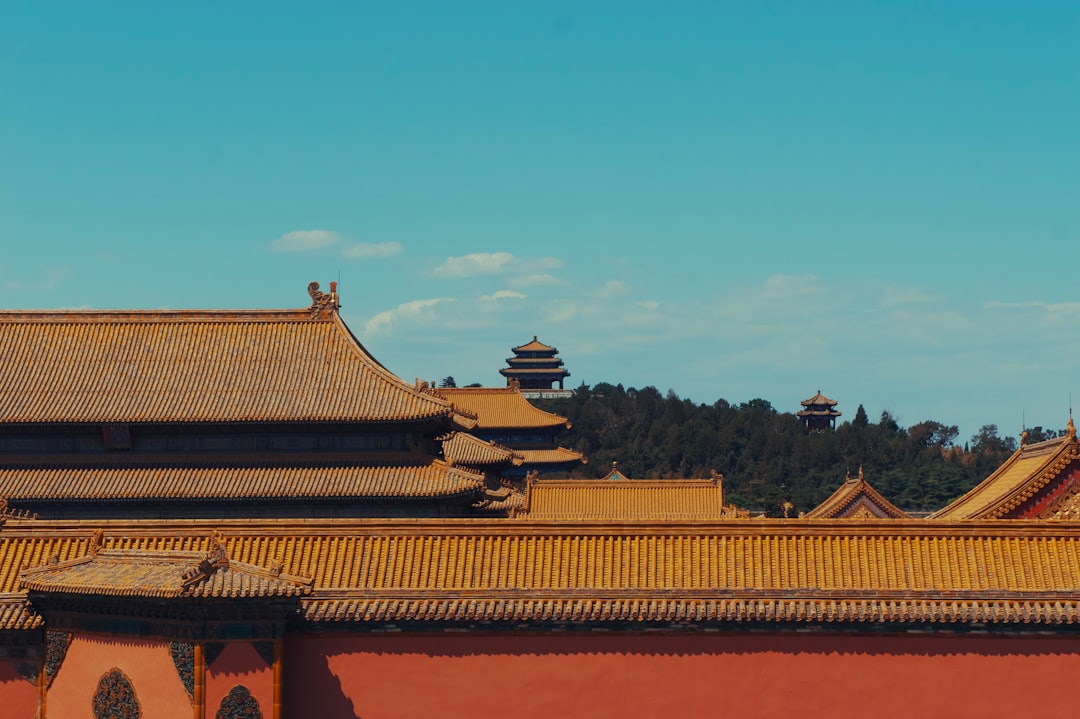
[1,284,1080,719]
[499,337,571,398]
[797,390,842,431]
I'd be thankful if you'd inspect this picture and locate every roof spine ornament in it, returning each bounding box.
[307,281,340,319]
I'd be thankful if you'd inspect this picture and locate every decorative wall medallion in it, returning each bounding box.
[217,684,263,719]
[92,668,141,719]
[169,642,195,700]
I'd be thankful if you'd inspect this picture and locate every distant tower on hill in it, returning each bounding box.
[500,337,571,398]
[798,390,842,431]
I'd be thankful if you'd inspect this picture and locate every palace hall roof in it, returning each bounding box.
[4,518,1080,628]
[0,461,486,503]
[436,387,570,430]
[0,287,456,425]
[522,477,738,521]
[931,425,1080,520]
[805,469,909,519]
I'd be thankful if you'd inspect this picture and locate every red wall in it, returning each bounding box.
[0,660,38,719]
[206,642,274,717]
[286,632,1080,719]
[46,634,191,719]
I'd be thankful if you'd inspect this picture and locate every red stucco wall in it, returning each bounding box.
[285,632,1080,719]
[206,641,274,717]
[46,634,191,719]
[0,660,38,719]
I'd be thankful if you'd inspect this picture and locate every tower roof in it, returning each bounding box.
[801,390,838,407]
[512,336,558,353]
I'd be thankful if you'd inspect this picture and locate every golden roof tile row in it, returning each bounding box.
[0,309,453,424]
[0,462,485,502]
[524,479,734,521]
[0,519,1078,625]
[514,446,586,465]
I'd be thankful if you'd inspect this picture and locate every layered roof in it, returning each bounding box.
[931,425,1080,520]
[440,433,522,468]
[805,469,909,519]
[0,290,455,425]
[0,461,485,503]
[513,446,586,466]
[800,391,838,407]
[437,387,570,430]
[4,517,1080,627]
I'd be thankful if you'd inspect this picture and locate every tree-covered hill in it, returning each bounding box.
[535,383,1048,516]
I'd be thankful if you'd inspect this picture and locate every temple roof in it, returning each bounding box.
[4,518,1080,627]
[522,477,735,521]
[436,387,571,430]
[0,461,486,502]
[800,391,838,407]
[804,469,909,519]
[931,426,1079,520]
[511,337,558,353]
[441,433,523,468]
[20,538,312,599]
[0,288,456,425]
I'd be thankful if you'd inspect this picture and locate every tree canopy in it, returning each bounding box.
[535,383,1023,516]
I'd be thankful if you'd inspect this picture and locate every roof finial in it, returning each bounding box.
[858,465,864,481]
[1069,417,1076,439]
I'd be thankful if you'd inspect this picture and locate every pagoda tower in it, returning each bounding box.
[798,390,842,431]
[500,336,570,392]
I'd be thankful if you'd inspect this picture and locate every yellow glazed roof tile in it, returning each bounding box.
[931,434,1079,519]
[0,462,485,502]
[435,387,570,430]
[0,303,454,424]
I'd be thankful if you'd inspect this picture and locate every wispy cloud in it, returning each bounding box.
[432,252,563,279]
[507,273,564,287]
[985,300,1080,315]
[341,242,402,260]
[364,298,454,333]
[480,290,527,301]
[271,230,342,252]
[591,280,629,300]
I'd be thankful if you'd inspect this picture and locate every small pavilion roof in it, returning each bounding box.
[20,537,311,599]
[805,468,909,519]
[800,390,838,407]
[436,387,571,430]
[0,283,457,426]
[931,423,1079,520]
[511,336,558,353]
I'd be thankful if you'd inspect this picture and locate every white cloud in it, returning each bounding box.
[985,300,1080,316]
[341,242,402,260]
[364,298,453,334]
[507,273,565,287]
[480,290,527,302]
[591,280,629,300]
[272,230,342,252]
[432,252,563,279]
[881,286,938,307]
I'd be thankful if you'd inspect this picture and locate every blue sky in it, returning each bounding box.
[2,2,1078,444]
